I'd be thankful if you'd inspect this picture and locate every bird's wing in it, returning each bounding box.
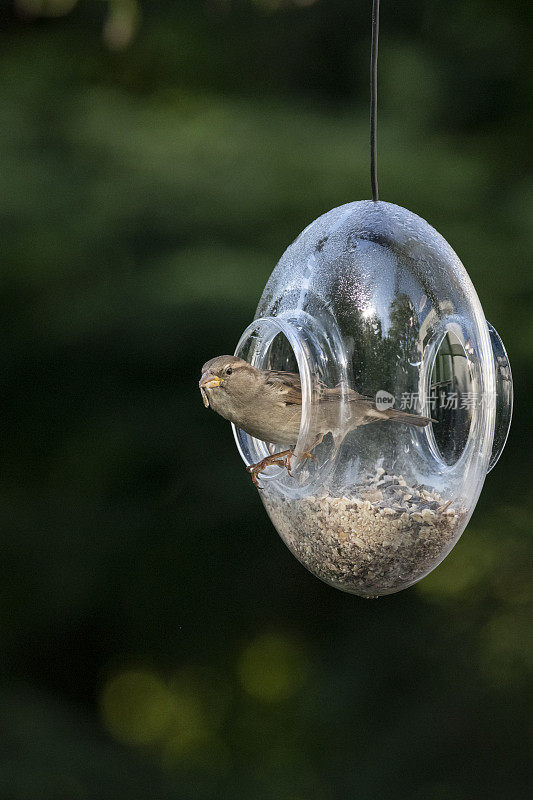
[263,370,303,405]
[320,384,374,404]
[264,371,373,407]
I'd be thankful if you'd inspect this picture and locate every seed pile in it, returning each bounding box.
[262,468,465,596]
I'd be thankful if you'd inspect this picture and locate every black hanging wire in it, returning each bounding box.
[370,0,380,202]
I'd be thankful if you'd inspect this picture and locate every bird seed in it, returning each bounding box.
[261,471,465,597]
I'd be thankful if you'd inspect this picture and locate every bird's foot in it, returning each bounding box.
[247,435,324,489]
[300,433,324,463]
[246,449,294,490]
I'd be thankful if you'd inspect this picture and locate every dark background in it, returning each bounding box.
[1,1,532,798]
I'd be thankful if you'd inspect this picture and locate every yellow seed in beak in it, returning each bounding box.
[199,372,223,389]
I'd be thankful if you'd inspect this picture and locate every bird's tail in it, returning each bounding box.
[384,408,434,427]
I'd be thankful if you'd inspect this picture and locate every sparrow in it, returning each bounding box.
[199,355,433,488]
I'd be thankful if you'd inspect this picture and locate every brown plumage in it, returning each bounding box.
[199,355,432,487]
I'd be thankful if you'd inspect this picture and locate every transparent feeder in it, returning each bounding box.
[232,201,512,596]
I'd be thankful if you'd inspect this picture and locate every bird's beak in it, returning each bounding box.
[199,371,223,390]
[199,371,223,408]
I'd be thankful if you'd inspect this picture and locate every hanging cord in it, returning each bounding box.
[370,0,380,202]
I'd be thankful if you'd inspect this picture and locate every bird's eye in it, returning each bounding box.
[225,367,233,376]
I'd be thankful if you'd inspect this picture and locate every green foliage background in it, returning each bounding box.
[1,1,531,798]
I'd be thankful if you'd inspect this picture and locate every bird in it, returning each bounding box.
[199,355,433,488]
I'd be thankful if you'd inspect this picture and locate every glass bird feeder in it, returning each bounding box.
[232,201,512,596]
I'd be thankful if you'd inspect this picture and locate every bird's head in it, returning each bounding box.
[199,355,259,413]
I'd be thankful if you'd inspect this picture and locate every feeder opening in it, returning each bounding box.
[232,314,343,490]
[429,331,473,466]
[264,332,299,374]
